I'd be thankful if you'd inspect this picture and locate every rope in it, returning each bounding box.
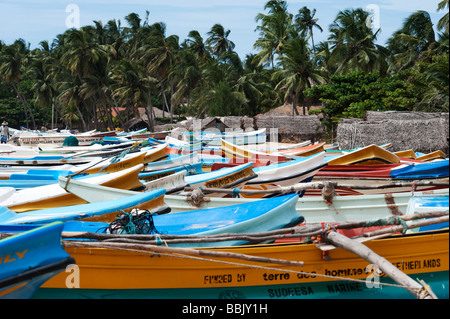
[365,216,408,234]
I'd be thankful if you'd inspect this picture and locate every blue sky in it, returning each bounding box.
[0,0,445,58]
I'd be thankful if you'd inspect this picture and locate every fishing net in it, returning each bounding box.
[105,209,164,235]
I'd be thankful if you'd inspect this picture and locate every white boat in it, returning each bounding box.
[184,128,267,146]
[3,164,145,212]
[241,153,328,197]
[57,175,449,225]
[16,130,104,147]
[0,144,40,158]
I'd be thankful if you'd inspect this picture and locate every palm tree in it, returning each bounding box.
[328,8,389,75]
[184,30,210,63]
[206,24,235,58]
[254,0,293,68]
[0,40,37,129]
[422,54,449,111]
[273,35,325,115]
[112,59,157,130]
[140,23,179,121]
[27,49,58,129]
[438,0,449,33]
[294,6,323,52]
[387,10,438,72]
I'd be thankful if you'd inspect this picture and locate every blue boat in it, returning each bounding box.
[33,193,303,248]
[0,170,75,189]
[0,189,166,225]
[0,222,74,299]
[138,162,204,182]
[390,159,449,179]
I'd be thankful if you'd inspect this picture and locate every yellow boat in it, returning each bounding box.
[393,149,416,159]
[275,142,326,157]
[221,139,263,159]
[37,231,449,299]
[77,152,147,175]
[416,150,447,162]
[327,144,400,165]
[6,164,145,213]
[143,144,169,164]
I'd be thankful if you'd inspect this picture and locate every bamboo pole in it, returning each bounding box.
[62,240,305,267]
[325,231,437,299]
[53,211,448,246]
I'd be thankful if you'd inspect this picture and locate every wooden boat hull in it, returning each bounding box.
[327,144,400,165]
[0,222,74,299]
[274,142,326,157]
[37,232,449,299]
[5,164,145,212]
[164,189,449,224]
[59,170,448,225]
[416,150,447,162]
[18,134,102,147]
[221,139,286,162]
[241,154,327,198]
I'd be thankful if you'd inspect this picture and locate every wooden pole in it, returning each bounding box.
[63,240,305,268]
[325,231,437,299]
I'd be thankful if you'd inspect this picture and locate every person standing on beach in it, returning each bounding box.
[1,121,10,144]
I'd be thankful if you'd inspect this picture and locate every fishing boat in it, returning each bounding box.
[185,128,267,147]
[221,139,289,163]
[3,164,145,212]
[39,193,303,246]
[240,153,328,198]
[0,154,102,167]
[0,169,75,189]
[0,189,167,225]
[394,149,417,159]
[31,230,448,299]
[143,152,199,172]
[72,150,147,175]
[272,142,326,157]
[310,160,449,196]
[415,150,447,162]
[63,162,256,197]
[327,144,401,165]
[37,140,136,155]
[60,175,449,225]
[0,222,74,299]
[17,130,106,147]
[0,144,40,158]
[138,162,203,182]
[164,136,203,154]
[182,163,256,196]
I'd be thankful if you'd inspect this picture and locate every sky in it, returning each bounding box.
[0,0,445,59]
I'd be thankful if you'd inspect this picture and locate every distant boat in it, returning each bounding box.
[185,128,267,146]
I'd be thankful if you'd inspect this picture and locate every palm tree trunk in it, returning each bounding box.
[12,83,37,129]
[145,88,155,132]
[109,94,126,130]
[291,93,299,116]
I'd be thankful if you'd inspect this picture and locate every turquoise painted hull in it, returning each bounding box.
[0,222,74,299]
[33,271,448,299]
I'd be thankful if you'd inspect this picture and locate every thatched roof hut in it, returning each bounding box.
[337,112,449,154]
[255,115,323,143]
